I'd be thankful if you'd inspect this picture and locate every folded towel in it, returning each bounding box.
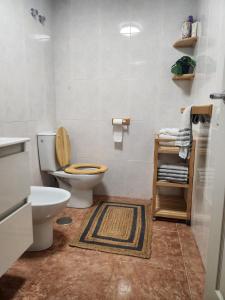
[159,133,191,140]
[158,164,188,171]
[159,128,180,135]
[158,172,188,179]
[158,176,188,183]
[159,141,177,146]
[158,168,188,175]
[176,105,192,159]
[159,134,178,140]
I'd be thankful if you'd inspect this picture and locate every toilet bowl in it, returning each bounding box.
[37,127,108,209]
[52,170,104,208]
[28,186,71,251]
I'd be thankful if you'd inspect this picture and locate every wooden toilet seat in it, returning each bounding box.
[56,127,108,175]
[64,163,108,175]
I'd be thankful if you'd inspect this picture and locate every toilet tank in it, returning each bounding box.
[37,132,59,172]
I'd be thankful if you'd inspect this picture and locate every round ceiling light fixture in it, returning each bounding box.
[120,23,142,37]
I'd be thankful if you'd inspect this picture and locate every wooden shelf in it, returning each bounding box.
[173,74,195,81]
[173,37,197,48]
[158,146,180,154]
[158,145,190,159]
[181,104,213,116]
[156,181,189,189]
[155,195,187,220]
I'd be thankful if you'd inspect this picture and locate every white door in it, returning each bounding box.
[204,0,225,297]
[204,99,225,299]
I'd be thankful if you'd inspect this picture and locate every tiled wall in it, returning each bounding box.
[191,0,225,267]
[53,0,196,199]
[0,0,56,185]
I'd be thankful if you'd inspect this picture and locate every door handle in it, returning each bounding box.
[210,92,225,100]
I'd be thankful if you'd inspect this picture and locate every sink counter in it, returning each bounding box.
[0,138,30,148]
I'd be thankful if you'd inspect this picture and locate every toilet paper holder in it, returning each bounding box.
[112,118,130,126]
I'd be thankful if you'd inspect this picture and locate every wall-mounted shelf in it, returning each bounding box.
[173,74,195,81]
[181,104,213,116]
[173,37,197,48]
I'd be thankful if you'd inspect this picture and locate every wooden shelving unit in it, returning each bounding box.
[181,104,213,116]
[173,74,195,81]
[152,137,196,224]
[173,37,197,48]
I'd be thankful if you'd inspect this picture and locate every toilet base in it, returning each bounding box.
[28,220,53,251]
[67,188,93,208]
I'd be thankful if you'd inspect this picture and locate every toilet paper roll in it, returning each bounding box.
[112,118,123,125]
[112,119,123,143]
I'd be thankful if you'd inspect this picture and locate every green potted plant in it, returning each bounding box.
[171,56,196,75]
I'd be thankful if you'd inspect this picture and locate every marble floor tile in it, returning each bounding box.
[177,223,205,274]
[107,262,191,300]
[153,220,177,232]
[0,204,205,300]
[149,229,185,271]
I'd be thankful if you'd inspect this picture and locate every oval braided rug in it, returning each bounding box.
[70,200,152,259]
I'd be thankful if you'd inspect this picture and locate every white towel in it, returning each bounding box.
[159,128,180,135]
[158,177,188,183]
[158,164,188,171]
[158,168,188,175]
[159,141,177,146]
[158,172,188,179]
[176,105,192,159]
[159,134,178,140]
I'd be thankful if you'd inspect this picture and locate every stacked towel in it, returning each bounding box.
[158,164,189,183]
[159,128,180,136]
[158,106,192,159]
[176,105,192,159]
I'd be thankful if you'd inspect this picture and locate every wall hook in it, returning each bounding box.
[31,8,38,18]
[39,15,46,25]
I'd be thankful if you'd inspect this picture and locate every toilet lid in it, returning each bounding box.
[56,127,71,168]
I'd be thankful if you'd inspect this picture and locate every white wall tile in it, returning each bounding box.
[99,79,129,120]
[53,0,198,200]
[94,159,127,197]
[124,161,152,199]
[0,0,55,185]
[99,0,130,36]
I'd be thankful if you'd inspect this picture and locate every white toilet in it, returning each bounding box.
[37,127,108,208]
[28,186,71,251]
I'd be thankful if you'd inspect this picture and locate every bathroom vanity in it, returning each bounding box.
[0,138,33,277]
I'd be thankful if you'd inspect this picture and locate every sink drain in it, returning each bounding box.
[56,217,72,225]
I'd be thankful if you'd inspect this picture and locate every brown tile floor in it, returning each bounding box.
[0,204,205,300]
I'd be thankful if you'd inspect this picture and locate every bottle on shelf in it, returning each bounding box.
[181,15,193,39]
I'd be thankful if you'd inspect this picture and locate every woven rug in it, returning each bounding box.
[70,200,152,259]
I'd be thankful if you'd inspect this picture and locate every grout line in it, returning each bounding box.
[176,223,193,300]
[153,227,177,233]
